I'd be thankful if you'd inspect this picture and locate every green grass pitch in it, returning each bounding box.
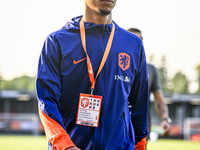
[0,135,199,150]
[147,139,200,150]
[0,135,47,150]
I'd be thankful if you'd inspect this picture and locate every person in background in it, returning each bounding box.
[127,28,171,149]
[36,1,149,150]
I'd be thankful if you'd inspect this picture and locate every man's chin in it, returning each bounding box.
[98,9,111,15]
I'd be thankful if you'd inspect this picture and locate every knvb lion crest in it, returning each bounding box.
[81,98,89,108]
[119,52,130,71]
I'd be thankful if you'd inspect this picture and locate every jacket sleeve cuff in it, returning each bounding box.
[135,137,146,150]
[39,108,76,150]
[49,133,75,150]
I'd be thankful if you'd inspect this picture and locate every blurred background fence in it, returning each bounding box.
[0,90,44,135]
[0,89,200,142]
[149,93,200,142]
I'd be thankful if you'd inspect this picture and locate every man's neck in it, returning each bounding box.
[83,5,112,24]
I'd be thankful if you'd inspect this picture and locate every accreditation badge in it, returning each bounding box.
[76,93,102,127]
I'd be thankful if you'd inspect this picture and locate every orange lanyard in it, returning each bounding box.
[80,18,115,95]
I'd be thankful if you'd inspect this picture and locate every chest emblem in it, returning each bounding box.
[119,52,130,71]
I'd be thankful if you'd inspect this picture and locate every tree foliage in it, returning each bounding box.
[0,58,200,94]
[0,75,36,91]
[172,71,189,94]
[195,64,200,94]
[157,56,173,93]
[150,55,190,94]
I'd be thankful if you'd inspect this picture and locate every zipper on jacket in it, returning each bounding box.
[102,25,106,33]
[93,29,105,150]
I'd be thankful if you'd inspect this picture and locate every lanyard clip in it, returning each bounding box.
[91,88,94,96]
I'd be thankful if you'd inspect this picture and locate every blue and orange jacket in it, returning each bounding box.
[36,16,149,150]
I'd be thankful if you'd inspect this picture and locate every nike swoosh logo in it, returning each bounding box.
[73,58,87,64]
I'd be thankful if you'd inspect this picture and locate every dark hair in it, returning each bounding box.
[127,28,141,33]
[127,28,143,40]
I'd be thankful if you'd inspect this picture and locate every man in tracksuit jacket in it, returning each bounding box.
[36,0,149,150]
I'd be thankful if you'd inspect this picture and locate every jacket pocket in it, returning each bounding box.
[122,138,135,150]
[122,111,135,150]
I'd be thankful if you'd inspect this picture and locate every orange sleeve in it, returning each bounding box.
[135,137,146,150]
[39,109,75,150]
